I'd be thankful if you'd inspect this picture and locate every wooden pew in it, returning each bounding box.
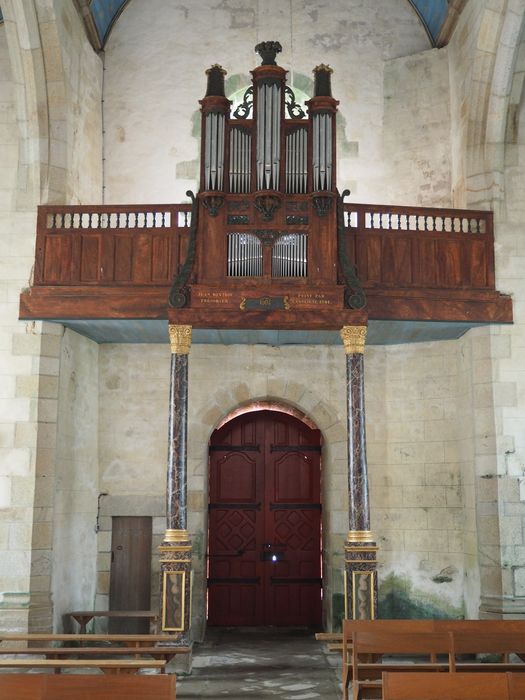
[0,673,176,699]
[341,618,525,698]
[69,610,158,634]
[0,658,166,674]
[342,619,440,699]
[315,632,342,642]
[0,633,181,648]
[508,673,525,699]
[315,631,343,653]
[348,629,452,700]
[452,631,525,671]
[382,671,509,700]
[0,645,190,663]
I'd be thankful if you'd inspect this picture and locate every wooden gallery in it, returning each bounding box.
[1,0,525,677]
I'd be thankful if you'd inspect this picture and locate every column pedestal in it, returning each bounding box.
[159,325,192,643]
[341,325,378,620]
[344,532,378,620]
[159,530,192,639]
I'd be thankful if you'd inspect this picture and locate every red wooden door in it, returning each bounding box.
[208,410,322,626]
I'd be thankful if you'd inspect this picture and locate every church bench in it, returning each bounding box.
[69,610,158,634]
[0,633,181,648]
[451,630,525,668]
[382,671,509,700]
[342,620,441,698]
[315,632,342,642]
[348,629,452,700]
[508,673,525,699]
[314,631,343,653]
[0,645,190,663]
[0,658,166,674]
[342,618,525,697]
[0,673,176,699]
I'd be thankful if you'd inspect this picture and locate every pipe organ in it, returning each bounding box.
[169,41,365,324]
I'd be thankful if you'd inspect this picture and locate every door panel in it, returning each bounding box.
[208,410,321,626]
[109,516,152,633]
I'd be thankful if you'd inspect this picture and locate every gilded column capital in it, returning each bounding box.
[169,324,192,354]
[340,325,367,354]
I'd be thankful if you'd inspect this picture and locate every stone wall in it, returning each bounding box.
[0,19,43,631]
[447,2,525,617]
[96,338,482,636]
[1,0,525,635]
[102,0,431,205]
[384,47,452,206]
[52,329,99,631]
[0,0,103,631]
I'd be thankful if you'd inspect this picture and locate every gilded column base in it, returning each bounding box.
[159,530,193,644]
[344,531,378,620]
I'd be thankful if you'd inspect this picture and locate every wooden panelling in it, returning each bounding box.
[42,234,72,283]
[436,239,462,287]
[413,239,436,286]
[151,235,170,282]
[20,200,513,329]
[32,204,190,288]
[80,234,102,282]
[114,235,133,282]
[344,203,495,293]
[467,239,487,287]
[382,237,412,286]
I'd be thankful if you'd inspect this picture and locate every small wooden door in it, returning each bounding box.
[208,410,322,626]
[109,516,152,633]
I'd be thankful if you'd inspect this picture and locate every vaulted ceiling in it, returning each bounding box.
[0,1,460,51]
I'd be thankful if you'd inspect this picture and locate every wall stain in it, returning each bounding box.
[378,573,463,619]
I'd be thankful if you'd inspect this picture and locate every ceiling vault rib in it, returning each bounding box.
[73,0,103,52]
[436,0,469,49]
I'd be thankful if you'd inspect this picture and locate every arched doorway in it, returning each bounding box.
[207,409,322,626]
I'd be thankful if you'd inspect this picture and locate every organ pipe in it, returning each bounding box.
[272,234,307,277]
[200,64,229,192]
[227,233,263,276]
[230,128,252,193]
[286,128,307,194]
[309,63,337,192]
[256,82,281,190]
[204,112,226,191]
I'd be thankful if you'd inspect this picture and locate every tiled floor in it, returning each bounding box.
[176,627,341,699]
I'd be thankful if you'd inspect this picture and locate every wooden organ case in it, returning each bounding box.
[169,41,366,331]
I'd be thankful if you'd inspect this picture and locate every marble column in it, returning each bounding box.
[159,324,193,642]
[340,325,378,620]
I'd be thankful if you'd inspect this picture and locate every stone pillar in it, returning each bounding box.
[340,325,378,620]
[159,324,193,642]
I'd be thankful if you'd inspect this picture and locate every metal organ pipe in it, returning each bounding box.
[205,112,225,191]
[227,233,262,276]
[256,83,281,190]
[286,128,307,194]
[272,234,307,277]
[312,113,332,191]
[229,128,252,193]
[310,63,336,192]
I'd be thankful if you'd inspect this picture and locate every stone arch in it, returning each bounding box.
[460,1,525,209]
[2,0,103,208]
[2,0,50,208]
[188,382,348,636]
